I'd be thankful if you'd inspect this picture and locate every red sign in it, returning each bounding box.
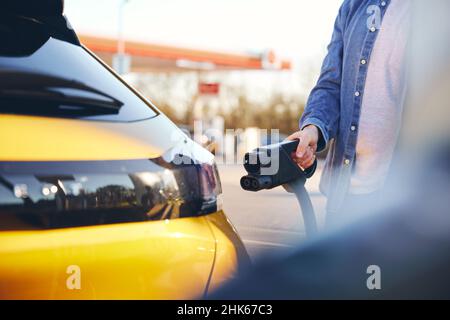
[198,82,220,95]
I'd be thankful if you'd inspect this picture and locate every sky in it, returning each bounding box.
[65,0,342,71]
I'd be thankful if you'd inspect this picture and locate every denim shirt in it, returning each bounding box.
[300,0,394,214]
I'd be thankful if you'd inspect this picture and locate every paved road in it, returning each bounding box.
[217,163,327,261]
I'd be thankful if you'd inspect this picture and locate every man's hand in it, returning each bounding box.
[287,125,319,169]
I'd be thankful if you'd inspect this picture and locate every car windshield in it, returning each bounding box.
[0,14,158,121]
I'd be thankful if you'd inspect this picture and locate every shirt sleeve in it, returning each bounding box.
[300,2,348,152]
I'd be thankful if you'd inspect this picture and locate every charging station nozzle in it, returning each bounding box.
[240,175,272,192]
[241,139,316,191]
[240,139,319,237]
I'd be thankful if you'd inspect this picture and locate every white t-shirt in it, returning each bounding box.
[349,0,410,194]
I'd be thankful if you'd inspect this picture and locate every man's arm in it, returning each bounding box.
[289,3,347,168]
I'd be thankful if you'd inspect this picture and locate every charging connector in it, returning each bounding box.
[241,140,318,237]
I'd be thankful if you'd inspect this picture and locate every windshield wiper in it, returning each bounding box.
[0,70,123,116]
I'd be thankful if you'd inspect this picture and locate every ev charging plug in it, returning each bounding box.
[240,140,318,237]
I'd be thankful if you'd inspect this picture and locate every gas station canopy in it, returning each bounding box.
[79,35,292,73]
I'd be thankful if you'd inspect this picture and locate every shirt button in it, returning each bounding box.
[344,159,351,166]
[351,125,357,132]
[355,91,360,97]
[361,59,367,65]
[370,26,377,32]
[381,1,387,7]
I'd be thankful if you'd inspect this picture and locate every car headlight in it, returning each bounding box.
[0,140,222,230]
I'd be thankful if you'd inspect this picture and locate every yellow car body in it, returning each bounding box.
[0,103,248,302]
[0,7,248,300]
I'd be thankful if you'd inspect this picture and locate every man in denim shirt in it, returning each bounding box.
[288,0,410,225]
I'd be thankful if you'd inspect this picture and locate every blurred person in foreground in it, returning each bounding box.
[212,0,450,299]
[288,0,410,226]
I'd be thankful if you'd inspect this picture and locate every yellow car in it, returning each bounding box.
[0,2,249,299]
